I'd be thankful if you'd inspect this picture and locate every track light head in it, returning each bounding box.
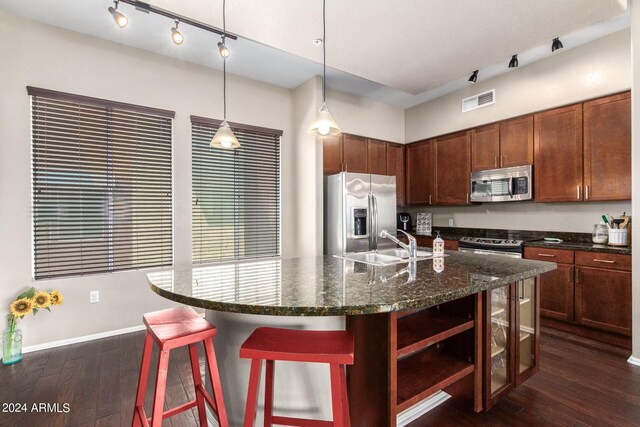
[108,0,128,28]
[218,41,230,59]
[552,37,563,52]
[468,70,478,83]
[508,54,518,68]
[171,20,184,45]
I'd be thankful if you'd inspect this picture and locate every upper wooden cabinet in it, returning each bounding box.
[322,135,343,175]
[435,131,471,205]
[367,138,387,175]
[583,92,631,201]
[406,139,434,206]
[342,134,368,173]
[534,103,583,202]
[386,143,406,206]
[499,115,534,168]
[471,124,500,171]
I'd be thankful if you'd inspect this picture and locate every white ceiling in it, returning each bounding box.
[0,0,630,108]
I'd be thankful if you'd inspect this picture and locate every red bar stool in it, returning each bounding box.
[132,306,228,427]
[240,327,354,427]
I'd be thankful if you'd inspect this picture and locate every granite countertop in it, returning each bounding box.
[147,253,555,316]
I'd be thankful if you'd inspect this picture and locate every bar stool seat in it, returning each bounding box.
[240,327,354,427]
[132,306,228,427]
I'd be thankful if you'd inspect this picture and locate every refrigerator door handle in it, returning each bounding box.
[367,193,374,250]
[372,194,379,250]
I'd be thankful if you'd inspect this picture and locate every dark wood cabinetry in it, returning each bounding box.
[524,247,574,321]
[387,143,406,206]
[406,140,435,206]
[583,92,631,201]
[471,124,500,171]
[367,138,387,175]
[322,135,343,175]
[435,131,471,205]
[499,115,534,168]
[342,134,368,173]
[534,103,583,202]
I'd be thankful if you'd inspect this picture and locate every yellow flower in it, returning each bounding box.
[50,290,64,306]
[10,298,34,318]
[34,291,51,309]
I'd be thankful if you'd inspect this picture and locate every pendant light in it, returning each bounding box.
[308,0,341,137]
[210,0,240,149]
[551,37,564,52]
[108,0,128,28]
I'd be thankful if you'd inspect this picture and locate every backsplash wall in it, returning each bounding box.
[402,201,632,233]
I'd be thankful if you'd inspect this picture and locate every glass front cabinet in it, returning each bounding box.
[483,277,539,409]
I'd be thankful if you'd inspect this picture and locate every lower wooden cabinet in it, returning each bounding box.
[538,264,574,321]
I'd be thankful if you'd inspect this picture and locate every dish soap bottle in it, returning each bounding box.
[433,231,445,257]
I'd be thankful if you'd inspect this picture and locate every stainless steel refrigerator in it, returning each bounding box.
[324,172,397,255]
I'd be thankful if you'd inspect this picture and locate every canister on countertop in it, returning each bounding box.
[433,231,445,256]
[592,223,608,244]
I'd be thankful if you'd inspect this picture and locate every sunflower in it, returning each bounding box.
[50,290,64,306]
[10,298,34,318]
[34,291,52,309]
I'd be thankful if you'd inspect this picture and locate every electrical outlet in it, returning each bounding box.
[448,219,454,227]
[90,291,100,303]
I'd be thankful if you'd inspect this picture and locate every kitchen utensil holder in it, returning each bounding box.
[608,229,628,246]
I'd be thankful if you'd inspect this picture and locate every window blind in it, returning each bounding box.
[191,116,281,263]
[29,87,174,279]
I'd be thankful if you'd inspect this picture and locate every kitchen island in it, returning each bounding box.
[147,252,555,426]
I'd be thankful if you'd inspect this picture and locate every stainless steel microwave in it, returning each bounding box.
[470,165,532,202]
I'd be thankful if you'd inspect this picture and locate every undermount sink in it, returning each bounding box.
[334,249,433,266]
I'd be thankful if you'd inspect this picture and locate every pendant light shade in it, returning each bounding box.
[210,120,240,149]
[309,0,341,138]
[210,0,239,149]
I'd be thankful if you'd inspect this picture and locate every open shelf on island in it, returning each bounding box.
[397,310,474,358]
[491,306,506,317]
[491,345,506,358]
[397,345,474,413]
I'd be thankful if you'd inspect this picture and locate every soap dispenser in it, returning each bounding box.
[433,231,445,257]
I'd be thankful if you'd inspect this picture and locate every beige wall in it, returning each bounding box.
[405,29,631,142]
[630,0,640,361]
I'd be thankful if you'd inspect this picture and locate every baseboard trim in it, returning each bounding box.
[397,391,451,426]
[628,355,640,367]
[21,325,147,354]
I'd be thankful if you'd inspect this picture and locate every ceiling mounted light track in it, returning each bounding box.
[508,54,518,68]
[309,0,341,138]
[108,0,128,28]
[210,0,240,149]
[171,19,184,45]
[468,70,478,83]
[552,37,564,52]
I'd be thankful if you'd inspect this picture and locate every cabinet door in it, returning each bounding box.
[515,278,539,385]
[323,135,343,175]
[387,143,405,206]
[500,115,533,168]
[484,285,514,410]
[343,134,368,173]
[471,124,500,171]
[435,131,471,205]
[575,266,631,336]
[538,264,574,321]
[534,104,583,202]
[583,92,631,201]
[406,140,435,205]
[367,138,387,175]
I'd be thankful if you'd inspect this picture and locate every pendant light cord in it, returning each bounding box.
[322,0,326,103]
[223,0,227,121]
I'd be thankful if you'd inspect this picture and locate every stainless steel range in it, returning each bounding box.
[458,237,524,258]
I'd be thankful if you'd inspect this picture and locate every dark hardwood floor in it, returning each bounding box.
[0,327,639,426]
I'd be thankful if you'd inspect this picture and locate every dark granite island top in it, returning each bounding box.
[147,252,556,316]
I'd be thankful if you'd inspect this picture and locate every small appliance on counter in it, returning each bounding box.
[397,213,411,232]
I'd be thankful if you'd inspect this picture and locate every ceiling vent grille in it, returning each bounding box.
[462,89,495,113]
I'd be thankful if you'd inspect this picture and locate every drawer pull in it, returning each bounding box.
[593,259,615,264]
[537,253,556,258]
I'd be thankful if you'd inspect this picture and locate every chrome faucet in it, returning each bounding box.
[379,229,417,259]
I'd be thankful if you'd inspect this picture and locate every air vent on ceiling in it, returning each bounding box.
[462,89,495,113]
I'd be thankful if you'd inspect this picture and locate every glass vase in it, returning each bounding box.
[2,329,23,365]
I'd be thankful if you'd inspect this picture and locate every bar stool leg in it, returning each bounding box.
[329,363,344,427]
[132,332,154,427]
[340,365,350,427]
[189,343,208,426]
[203,338,229,427]
[264,360,275,427]
[243,359,263,427]
[150,349,171,427]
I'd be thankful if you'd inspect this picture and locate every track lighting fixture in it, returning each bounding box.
[108,0,128,28]
[552,37,563,52]
[210,0,240,149]
[171,20,184,45]
[508,54,518,68]
[309,0,341,137]
[218,40,230,59]
[468,70,478,83]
